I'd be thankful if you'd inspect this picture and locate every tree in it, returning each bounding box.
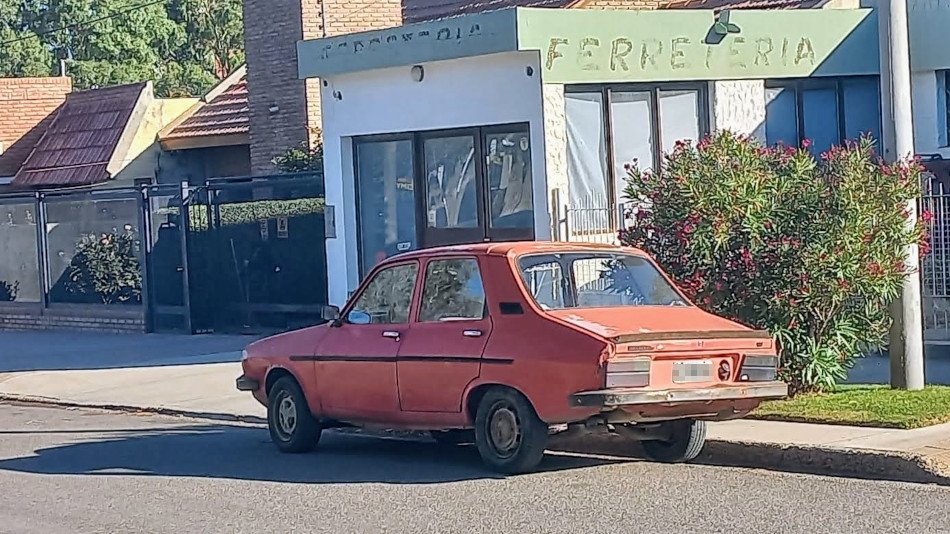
[619,132,925,394]
[1,0,244,97]
[0,2,53,77]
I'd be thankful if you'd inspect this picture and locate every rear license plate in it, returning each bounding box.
[672,360,712,383]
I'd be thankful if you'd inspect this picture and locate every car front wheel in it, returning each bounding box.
[641,419,706,463]
[267,376,321,453]
[474,388,548,474]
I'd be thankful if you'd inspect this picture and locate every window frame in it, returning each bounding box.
[939,69,950,148]
[345,259,420,325]
[352,123,533,280]
[764,75,881,149]
[416,255,488,323]
[564,83,710,226]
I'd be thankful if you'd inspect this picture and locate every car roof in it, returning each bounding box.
[380,241,649,264]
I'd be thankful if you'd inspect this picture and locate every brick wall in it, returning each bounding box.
[579,0,664,8]
[0,308,146,334]
[243,0,401,174]
[0,77,72,177]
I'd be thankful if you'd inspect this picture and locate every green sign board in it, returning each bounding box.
[516,8,879,83]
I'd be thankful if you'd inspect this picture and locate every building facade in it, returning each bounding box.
[297,7,891,306]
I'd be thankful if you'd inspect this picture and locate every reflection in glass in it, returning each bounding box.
[423,135,478,229]
[765,86,798,146]
[356,139,417,275]
[802,87,840,155]
[485,131,533,229]
[419,258,486,321]
[0,201,41,302]
[351,262,417,324]
[45,197,142,305]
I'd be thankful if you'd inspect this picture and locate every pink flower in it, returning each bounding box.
[921,210,935,224]
[801,138,812,149]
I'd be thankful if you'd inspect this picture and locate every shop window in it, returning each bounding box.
[354,123,534,278]
[765,77,881,154]
[418,258,486,322]
[355,138,417,276]
[938,70,950,147]
[565,84,707,232]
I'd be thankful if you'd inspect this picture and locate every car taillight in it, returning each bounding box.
[718,360,732,381]
[606,358,650,388]
[739,355,779,381]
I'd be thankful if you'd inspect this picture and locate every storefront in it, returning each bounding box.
[297,7,882,305]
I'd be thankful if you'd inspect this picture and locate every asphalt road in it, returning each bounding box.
[0,403,948,534]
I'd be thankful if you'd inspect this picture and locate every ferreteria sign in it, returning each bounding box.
[516,8,880,83]
[296,7,879,82]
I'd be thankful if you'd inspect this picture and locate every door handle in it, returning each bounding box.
[463,330,483,338]
[382,331,400,340]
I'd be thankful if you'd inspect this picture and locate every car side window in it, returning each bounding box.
[349,263,418,324]
[419,258,486,322]
[520,260,565,310]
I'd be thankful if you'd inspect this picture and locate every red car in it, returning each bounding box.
[237,242,787,473]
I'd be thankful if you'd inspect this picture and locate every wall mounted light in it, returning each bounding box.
[411,65,425,82]
[705,9,740,45]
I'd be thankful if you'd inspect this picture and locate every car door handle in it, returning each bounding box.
[463,330,483,338]
[382,331,400,340]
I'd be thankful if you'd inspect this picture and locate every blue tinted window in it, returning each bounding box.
[765,87,798,146]
[842,78,882,143]
[802,87,840,155]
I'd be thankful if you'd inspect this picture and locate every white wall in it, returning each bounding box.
[320,51,547,306]
[711,80,767,141]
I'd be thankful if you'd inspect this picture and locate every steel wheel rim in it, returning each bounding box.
[487,403,522,459]
[275,393,297,440]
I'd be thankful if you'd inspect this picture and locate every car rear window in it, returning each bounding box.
[518,252,687,310]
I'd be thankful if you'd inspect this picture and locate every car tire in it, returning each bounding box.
[641,419,707,463]
[474,388,548,474]
[267,376,321,453]
[430,429,475,446]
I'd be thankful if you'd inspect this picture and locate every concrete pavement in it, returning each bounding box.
[0,330,949,483]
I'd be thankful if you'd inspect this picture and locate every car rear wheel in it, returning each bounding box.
[641,419,706,463]
[267,376,321,453]
[430,429,475,446]
[474,388,548,474]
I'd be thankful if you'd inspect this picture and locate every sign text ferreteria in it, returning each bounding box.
[544,34,819,74]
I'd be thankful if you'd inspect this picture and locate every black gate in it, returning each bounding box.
[145,174,327,334]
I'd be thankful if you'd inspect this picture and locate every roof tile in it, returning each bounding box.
[162,78,249,141]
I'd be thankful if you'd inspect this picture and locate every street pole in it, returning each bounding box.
[880,0,925,390]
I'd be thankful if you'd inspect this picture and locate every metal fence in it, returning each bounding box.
[551,189,634,245]
[0,173,327,334]
[921,177,950,341]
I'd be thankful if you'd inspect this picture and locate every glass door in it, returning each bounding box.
[483,124,535,242]
[419,130,486,248]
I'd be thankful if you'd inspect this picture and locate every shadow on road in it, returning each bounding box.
[0,425,622,484]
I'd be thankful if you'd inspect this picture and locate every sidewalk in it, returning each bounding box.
[0,330,948,483]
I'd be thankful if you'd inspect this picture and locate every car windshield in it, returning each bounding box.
[518,252,688,310]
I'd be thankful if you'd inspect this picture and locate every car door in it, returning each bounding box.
[396,256,492,413]
[316,261,419,421]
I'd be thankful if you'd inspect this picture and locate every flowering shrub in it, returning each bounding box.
[619,132,925,394]
[66,231,143,304]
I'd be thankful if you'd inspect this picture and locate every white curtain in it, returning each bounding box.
[565,93,609,210]
[610,92,654,202]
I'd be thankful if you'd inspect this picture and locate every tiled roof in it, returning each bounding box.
[403,0,575,23]
[12,83,147,188]
[654,0,822,8]
[162,77,249,142]
[0,77,72,177]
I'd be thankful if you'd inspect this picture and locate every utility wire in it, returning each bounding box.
[0,0,167,46]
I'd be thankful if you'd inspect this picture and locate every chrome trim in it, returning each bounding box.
[570,381,788,407]
[611,330,773,344]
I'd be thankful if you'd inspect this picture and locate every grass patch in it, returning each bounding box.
[751,385,950,429]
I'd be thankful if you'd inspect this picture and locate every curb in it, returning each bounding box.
[0,394,267,426]
[3,393,947,486]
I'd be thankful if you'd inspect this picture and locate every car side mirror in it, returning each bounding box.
[347,310,371,325]
[322,305,341,325]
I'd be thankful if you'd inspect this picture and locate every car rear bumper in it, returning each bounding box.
[570,381,788,408]
[236,375,260,392]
